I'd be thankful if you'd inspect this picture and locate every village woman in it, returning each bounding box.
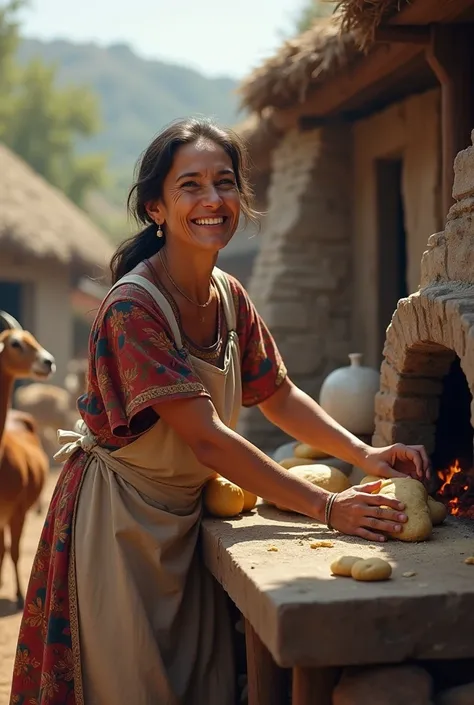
[11,117,429,705]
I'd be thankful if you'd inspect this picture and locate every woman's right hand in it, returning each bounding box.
[329,480,408,542]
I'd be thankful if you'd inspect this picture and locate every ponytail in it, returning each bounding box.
[109,223,165,284]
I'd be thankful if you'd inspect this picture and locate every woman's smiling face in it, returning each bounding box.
[148,138,241,253]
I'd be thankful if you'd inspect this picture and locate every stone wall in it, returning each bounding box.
[373,131,474,454]
[238,124,353,451]
[352,89,442,367]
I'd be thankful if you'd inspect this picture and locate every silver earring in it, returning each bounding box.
[156,223,163,238]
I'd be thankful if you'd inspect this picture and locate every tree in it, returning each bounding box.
[0,0,106,206]
[295,0,335,34]
[0,0,22,126]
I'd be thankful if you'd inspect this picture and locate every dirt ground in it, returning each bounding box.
[0,471,58,705]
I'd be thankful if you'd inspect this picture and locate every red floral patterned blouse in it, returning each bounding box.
[78,270,287,449]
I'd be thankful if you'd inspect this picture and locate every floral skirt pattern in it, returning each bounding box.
[10,452,88,705]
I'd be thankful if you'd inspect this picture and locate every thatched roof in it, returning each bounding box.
[239,16,359,113]
[337,0,411,48]
[239,2,419,113]
[0,143,113,272]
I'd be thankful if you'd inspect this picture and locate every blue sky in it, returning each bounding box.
[20,0,307,78]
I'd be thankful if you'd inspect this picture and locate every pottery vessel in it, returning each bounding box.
[319,353,380,435]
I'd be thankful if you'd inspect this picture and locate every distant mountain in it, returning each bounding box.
[17,38,242,169]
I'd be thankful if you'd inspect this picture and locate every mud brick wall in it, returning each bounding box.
[238,124,353,452]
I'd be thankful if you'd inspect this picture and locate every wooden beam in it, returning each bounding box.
[426,24,474,216]
[272,42,423,131]
[245,620,289,705]
[390,0,474,25]
[292,667,339,705]
[374,25,431,45]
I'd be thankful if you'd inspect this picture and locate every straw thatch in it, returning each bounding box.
[336,0,410,48]
[239,16,359,113]
[0,143,113,272]
[239,1,419,113]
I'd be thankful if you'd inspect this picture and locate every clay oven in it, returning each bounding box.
[373,132,474,517]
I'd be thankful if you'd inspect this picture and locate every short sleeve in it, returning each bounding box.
[92,293,209,436]
[230,277,287,407]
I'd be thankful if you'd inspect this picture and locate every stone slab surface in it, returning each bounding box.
[202,505,474,668]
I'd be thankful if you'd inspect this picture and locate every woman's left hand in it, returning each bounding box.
[361,443,431,481]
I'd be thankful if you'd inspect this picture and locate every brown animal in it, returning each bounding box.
[14,358,88,462]
[6,410,48,514]
[0,310,56,609]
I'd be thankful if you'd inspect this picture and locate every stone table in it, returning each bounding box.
[201,505,474,705]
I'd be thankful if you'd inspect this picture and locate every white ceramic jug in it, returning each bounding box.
[319,353,380,435]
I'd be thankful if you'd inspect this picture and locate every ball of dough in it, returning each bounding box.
[351,557,392,581]
[204,477,244,517]
[279,457,317,469]
[375,478,432,542]
[241,488,258,512]
[427,496,447,526]
[330,555,363,577]
[271,464,351,512]
[294,443,330,460]
[359,474,379,486]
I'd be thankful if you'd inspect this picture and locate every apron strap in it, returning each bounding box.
[100,267,236,347]
[111,273,183,349]
[211,267,237,332]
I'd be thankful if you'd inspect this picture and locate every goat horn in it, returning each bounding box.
[0,311,23,330]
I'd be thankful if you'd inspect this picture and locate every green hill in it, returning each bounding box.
[16,38,243,239]
[17,38,241,169]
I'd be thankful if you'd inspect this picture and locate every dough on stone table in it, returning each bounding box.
[370,478,432,542]
[279,456,317,469]
[351,557,392,581]
[427,496,447,525]
[240,488,258,512]
[204,476,244,517]
[269,464,351,511]
[294,442,330,460]
[330,555,363,577]
[359,474,379,485]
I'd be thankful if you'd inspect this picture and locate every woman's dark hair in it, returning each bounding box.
[110,117,259,284]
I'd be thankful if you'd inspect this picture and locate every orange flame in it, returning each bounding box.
[437,459,472,517]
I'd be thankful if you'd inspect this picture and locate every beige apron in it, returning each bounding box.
[56,268,241,705]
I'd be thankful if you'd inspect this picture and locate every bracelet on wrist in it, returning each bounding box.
[324,492,337,530]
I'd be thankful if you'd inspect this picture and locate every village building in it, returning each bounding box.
[0,144,113,384]
[237,0,474,451]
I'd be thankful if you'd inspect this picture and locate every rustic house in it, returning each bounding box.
[0,144,113,383]
[237,0,474,450]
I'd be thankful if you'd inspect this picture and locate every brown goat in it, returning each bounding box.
[14,357,88,463]
[0,311,56,609]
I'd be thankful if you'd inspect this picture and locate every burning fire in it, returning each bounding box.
[436,460,474,518]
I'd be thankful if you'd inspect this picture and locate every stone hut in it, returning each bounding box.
[237,0,474,451]
[0,144,113,382]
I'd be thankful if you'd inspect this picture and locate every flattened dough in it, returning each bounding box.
[351,557,392,581]
[330,555,363,577]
